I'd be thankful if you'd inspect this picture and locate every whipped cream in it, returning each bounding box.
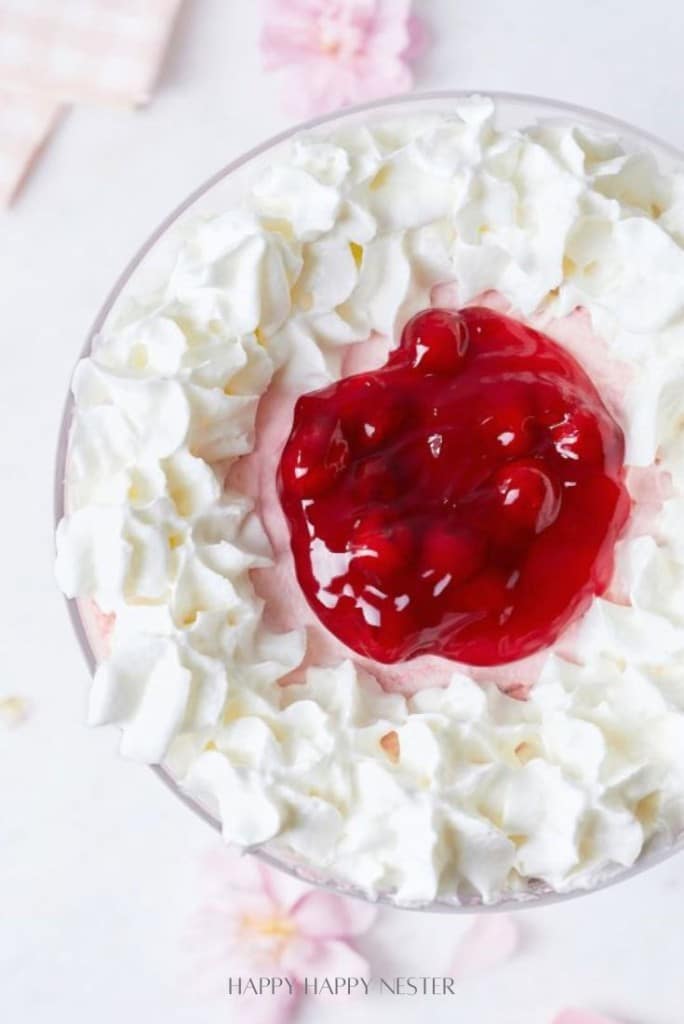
[56,97,684,905]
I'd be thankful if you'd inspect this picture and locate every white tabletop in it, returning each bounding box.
[2,1,684,1022]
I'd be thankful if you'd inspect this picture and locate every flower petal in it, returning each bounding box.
[203,845,276,898]
[261,0,426,116]
[260,21,320,70]
[279,60,348,118]
[282,936,371,985]
[260,0,349,69]
[260,859,312,911]
[403,14,429,61]
[451,915,520,978]
[553,1012,625,1024]
[290,889,378,938]
[371,0,414,55]
[237,983,301,1024]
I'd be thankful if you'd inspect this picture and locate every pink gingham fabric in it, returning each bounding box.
[0,88,60,205]
[0,0,182,204]
[0,0,182,107]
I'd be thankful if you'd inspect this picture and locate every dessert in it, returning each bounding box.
[56,97,684,906]
[279,306,629,665]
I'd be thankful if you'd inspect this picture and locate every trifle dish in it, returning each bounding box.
[55,94,684,908]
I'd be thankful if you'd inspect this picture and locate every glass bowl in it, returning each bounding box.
[55,90,684,912]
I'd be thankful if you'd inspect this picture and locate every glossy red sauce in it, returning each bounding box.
[278,307,630,666]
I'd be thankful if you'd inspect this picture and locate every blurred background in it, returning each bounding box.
[1,2,684,1022]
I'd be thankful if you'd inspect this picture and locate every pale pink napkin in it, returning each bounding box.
[0,0,182,205]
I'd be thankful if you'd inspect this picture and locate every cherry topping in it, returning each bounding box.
[492,459,561,533]
[351,517,414,581]
[550,409,604,463]
[419,525,485,586]
[279,411,349,497]
[402,308,469,374]
[479,398,536,458]
[278,307,629,666]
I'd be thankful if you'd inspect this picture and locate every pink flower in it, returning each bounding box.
[185,847,377,1024]
[260,0,428,117]
[553,1012,626,1024]
[451,915,520,979]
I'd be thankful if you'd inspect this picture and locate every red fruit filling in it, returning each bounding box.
[278,307,630,666]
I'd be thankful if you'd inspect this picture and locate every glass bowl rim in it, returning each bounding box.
[54,88,684,914]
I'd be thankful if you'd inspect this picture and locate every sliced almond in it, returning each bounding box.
[380,730,400,764]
